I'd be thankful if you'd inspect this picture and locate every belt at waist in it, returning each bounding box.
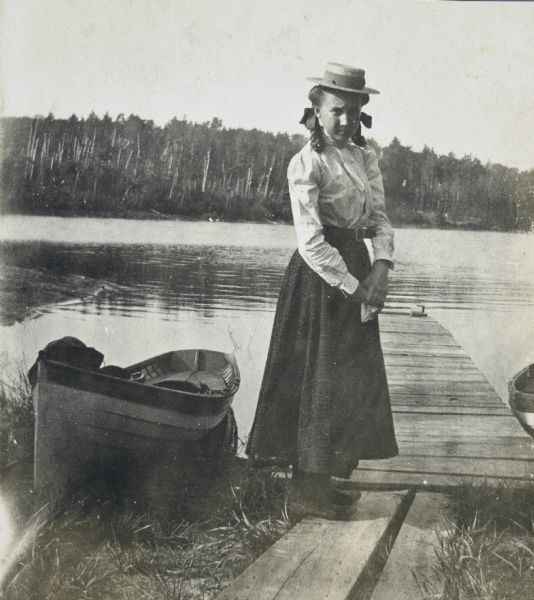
[323,225,376,242]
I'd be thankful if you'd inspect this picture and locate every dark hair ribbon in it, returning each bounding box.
[360,112,372,129]
[299,108,372,131]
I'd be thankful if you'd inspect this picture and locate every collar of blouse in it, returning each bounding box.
[322,131,358,150]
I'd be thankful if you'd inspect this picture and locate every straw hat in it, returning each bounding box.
[307,63,380,95]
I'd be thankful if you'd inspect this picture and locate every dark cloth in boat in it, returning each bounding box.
[246,226,398,474]
[28,337,104,387]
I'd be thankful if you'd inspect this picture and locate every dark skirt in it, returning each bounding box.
[246,226,398,475]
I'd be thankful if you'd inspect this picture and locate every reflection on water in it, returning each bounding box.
[1,222,533,319]
[1,217,534,435]
[0,242,288,318]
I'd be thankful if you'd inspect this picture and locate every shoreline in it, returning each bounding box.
[0,265,108,327]
[0,210,524,233]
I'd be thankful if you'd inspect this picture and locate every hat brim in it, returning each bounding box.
[307,77,380,95]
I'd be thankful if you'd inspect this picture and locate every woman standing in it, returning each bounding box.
[246,63,398,517]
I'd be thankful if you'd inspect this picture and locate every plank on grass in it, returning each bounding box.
[215,491,407,600]
[370,493,452,600]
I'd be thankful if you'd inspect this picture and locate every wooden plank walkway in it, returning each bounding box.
[370,492,453,600]
[216,312,534,600]
[352,312,534,490]
[216,491,409,600]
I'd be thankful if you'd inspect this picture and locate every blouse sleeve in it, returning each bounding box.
[363,147,395,266]
[288,148,360,293]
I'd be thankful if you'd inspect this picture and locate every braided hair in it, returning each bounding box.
[305,86,370,153]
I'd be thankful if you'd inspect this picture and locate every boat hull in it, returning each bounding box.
[33,351,239,493]
[508,365,534,439]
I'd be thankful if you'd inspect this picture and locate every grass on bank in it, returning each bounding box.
[433,481,534,600]
[0,264,108,326]
[0,366,33,472]
[3,376,534,599]
[2,461,292,600]
[0,376,293,600]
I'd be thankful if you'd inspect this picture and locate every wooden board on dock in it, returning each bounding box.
[215,491,408,600]
[352,313,534,490]
[371,492,452,600]
[217,313,534,600]
[218,313,534,600]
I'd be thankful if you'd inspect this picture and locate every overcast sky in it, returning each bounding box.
[2,0,534,170]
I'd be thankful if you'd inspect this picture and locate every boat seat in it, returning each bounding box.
[153,370,227,392]
[194,372,227,391]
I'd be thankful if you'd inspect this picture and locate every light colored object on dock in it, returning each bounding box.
[410,304,427,317]
[508,363,534,438]
[33,349,239,493]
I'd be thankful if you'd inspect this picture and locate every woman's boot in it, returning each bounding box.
[291,469,358,517]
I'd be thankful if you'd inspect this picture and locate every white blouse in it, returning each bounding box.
[287,138,394,294]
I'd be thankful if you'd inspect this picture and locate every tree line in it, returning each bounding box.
[1,113,533,230]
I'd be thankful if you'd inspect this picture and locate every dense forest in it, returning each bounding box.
[1,113,533,230]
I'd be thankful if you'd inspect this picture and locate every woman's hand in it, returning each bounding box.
[361,261,390,307]
[348,284,368,304]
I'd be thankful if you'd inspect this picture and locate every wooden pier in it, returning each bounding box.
[357,312,534,489]
[217,312,534,600]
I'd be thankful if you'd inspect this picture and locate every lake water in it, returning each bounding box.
[1,216,534,441]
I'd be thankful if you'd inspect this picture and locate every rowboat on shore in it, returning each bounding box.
[508,364,534,438]
[32,348,240,493]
